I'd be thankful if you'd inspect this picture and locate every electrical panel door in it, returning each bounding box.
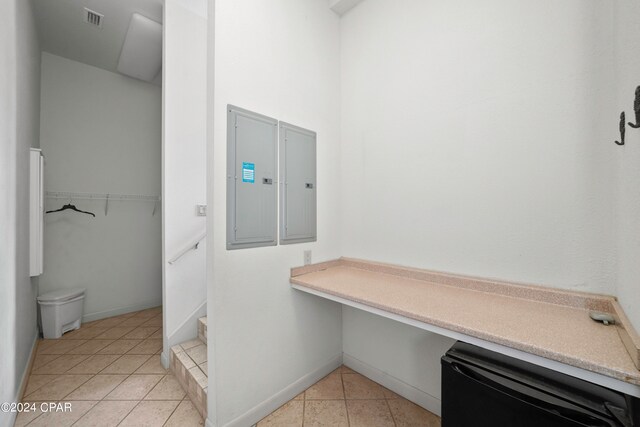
[227,106,278,249]
[279,122,317,244]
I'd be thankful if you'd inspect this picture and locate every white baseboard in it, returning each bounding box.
[160,351,170,370]
[343,353,441,416]
[222,353,343,427]
[82,299,162,323]
[205,418,215,427]
[4,333,40,427]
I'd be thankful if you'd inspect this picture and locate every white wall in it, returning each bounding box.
[162,0,208,362]
[0,0,41,426]
[614,2,640,332]
[0,1,18,425]
[39,53,162,321]
[208,0,343,424]
[340,0,617,413]
[15,0,41,399]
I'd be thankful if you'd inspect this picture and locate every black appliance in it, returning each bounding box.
[441,341,640,426]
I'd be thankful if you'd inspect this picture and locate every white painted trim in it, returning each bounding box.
[160,351,170,370]
[342,352,441,416]
[205,418,215,427]
[82,298,162,323]
[6,333,40,427]
[293,284,640,398]
[16,333,39,399]
[222,353,342,427]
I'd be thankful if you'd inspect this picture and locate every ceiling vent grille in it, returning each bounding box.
[84,8,104,28]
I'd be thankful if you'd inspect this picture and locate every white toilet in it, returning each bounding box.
[37,288,86,339]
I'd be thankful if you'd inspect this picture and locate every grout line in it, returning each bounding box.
[340,370,351,427]
[114,400,144,427]
[161,400,182,427]
[385,396,397,427]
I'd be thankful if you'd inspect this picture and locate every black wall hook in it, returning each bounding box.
[615,112,626,146]
[629,86,640,129]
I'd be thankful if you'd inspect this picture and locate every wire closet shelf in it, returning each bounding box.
[45,191,160,202]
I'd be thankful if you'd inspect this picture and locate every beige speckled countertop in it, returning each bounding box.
[291,258,640,386]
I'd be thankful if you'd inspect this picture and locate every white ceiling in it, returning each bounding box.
[32,0,163,79]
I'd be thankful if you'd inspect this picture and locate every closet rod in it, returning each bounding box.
[45,191,160,202]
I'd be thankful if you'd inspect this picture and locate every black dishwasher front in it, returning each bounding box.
[441,342,640,427]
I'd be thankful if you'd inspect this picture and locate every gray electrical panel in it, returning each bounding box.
[279,122,317,244]
[227,105,278,250]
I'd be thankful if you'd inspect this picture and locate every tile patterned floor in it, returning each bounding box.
[257,366,441,426]
[16,307,204,427]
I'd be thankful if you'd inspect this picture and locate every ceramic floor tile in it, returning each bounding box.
[94,326,136,340]
[92,317,127,329]
[388,398,441,427]
[305,372,344,400]
[66,354,121,374]
[293,392,304,400]
[119,317,152,327]
[60,328,86,340]
[27,400,97,427]
[65,339,114,355]
[31,354,89,374]
[339,365,356,374]
[303,400,349,427]
[199,362,208,375]
[185,344,207,365]
[144,375,186,400]
[37,339,87,355]
[13,401,49,427]
[180,339,203,351]
[175,351,196,369]
[383,387,401,399]
[65,374,128,400]
[346,400,395,427]
[127,338,163,355]
[257,400,303,427]
[66,327,111,340]
[97,339,142,355]
[140,316,163,327]
[73,400,138,427]
[342,373,386,400]
[101,354,152,374]
[123,327,159,339]
[104,374,163,400]
[132,310,158,319]
[164,399,204,427]
[188,366,208,388]
[25,374,92,400]
[149,329,163,339]
[24,375,59,396]
[135,355,168,374]
[119,400,180,426]
[31,354,62,370]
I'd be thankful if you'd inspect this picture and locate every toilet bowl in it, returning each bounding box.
[37,288,86,339]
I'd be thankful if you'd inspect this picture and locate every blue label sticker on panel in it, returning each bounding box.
[242,162,255,183]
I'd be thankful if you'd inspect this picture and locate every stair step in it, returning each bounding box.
[198,316,207,344]
[170,338,208,418]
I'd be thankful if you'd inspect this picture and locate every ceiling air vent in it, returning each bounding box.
[84,8,104,28]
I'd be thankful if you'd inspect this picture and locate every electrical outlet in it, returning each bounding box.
[304,250,312,265]
[196,205,207,216]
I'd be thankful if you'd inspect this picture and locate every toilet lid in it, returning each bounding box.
[37,288,85,303]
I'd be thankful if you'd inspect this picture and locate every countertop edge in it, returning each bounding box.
[290,259,640,387]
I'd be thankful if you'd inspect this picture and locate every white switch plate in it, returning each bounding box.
[304,250,312,265]
[196,205,207,216]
